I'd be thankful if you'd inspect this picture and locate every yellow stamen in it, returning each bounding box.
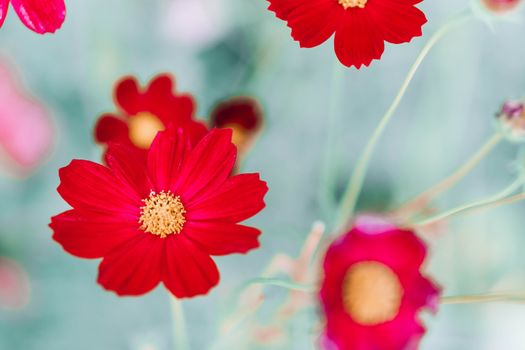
[342,261,403,325]
[338,0,367,9]
[139,191,186,238]
[128,112,165,149]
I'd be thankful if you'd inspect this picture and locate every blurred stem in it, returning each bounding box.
[393,132,503,218]
[411,176,525,227]
[319,59,345,223]
[335,11,474,230]
[442,293,525,304]
[243,277,315,292]
[170,296,189,350]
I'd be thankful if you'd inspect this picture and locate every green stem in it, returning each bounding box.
[335,11,474,230]
[412,177,525,227]
[394,133,503,218]
[170,296,189,350]
[442,293,525,304]
[243,277,315,292]
[320,61,345,222]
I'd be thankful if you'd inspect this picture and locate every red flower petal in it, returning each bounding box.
[147,129,190,192]
[323,311,371,349]
[403,273,441,313]
[186,173,268,223]
[334,10,385,68]
[10,0,65,34]
[115,77,142,115]
[185,221,260,256]
[162,236,219,298]
[57,160,141,218]
[374,308,425,350]
[94,114,130,144]
[184,119,209,146]
[173,129,237,203]
[145,74,175,103]
[97,235,163,296]
[210,96,263,131]
[322,230,427,296]
[145,74,195,120]
[143,74,196,125]
[0,0,9,28]
[51,209,140,259]
[106,143,153,199]
[268,0,341,48]
[368,0,427,44]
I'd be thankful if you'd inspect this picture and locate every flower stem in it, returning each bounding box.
[442,293,525,304]
[393,133,503,219]
[243,277,315,292]
[320,60,345,222]
[335,11,474,230]
[170,296,189,350]
[411,177,525,227]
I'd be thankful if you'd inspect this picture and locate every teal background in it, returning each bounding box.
[1,0,525,349]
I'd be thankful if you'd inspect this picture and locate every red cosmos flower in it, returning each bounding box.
[320,215,440,350]
[267,0,427,68]
[50,128,268,298]
[95,74,207,156]
[210,96,263,156]
[0,0,65,34]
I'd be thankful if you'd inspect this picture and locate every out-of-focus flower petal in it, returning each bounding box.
[0,257,30,310]
[0,0,9,28]
[0,62,53,175]
[10,0,65,34]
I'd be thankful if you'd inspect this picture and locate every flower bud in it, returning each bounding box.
[496,99,525,141]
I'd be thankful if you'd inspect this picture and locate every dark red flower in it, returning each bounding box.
[95,74,207,156]
[0,0,66,34]
[320,215,440,350]
[210,96,263,156]
[267,0,427,68]
[50,128,268,298]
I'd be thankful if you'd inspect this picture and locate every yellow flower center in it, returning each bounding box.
[338,0,367,9]
[139,191,186,238]
[341,261,403,325]
[222,123,250,152]
[128,112,165,149]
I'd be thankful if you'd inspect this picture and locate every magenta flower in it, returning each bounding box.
[0,0,66,34]
[320,215,440,350]
[0,61,53,175]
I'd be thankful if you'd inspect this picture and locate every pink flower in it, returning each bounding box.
[481,0,522,13]
[0,61,54,176]
[0,0,66,34]
[0,257,30,310]
[320,215,440,350]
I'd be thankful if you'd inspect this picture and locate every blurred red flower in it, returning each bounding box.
[267,0,427,68]
[210,96,263,158]
[95,74,207,157]
[0,62,53,176]
[51,128,268,298]
[0,0,65,34]
[320,215,440,349]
